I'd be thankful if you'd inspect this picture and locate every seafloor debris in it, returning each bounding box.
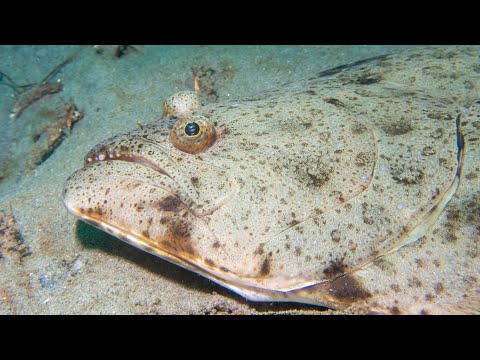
[191,60,236,103]
[0,48,82,120]
[10,81,63,120]
[192,66,218,102]
[0,156,15,186]
[203,301,240,315]
[0,209,32,314]
[0,210,31,262]
[93,45,139,58]
[28,103,84,169]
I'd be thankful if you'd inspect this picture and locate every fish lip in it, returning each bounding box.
[79,136,238,217]
[73,148,210,217]
[84,151,173,179]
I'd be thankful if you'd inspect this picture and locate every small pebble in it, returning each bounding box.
[39,274,56,289]
[70,259,84,276]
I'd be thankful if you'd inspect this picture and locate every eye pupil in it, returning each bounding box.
[184,122,201,136]
[171,115,216,154]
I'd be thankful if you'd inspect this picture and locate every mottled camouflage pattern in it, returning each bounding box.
[62,46,480,314]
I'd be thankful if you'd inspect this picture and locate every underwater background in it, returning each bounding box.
[0,45,429,314]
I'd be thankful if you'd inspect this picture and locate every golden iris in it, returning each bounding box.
[170,116,217,154]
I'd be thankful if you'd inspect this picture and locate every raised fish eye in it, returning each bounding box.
[162,90,202,118]
[184,122,201,137]
[170,115,217,154]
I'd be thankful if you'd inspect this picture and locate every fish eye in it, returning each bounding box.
[184,122,201,137]
[170,115,217,154]
[162,90,202,118]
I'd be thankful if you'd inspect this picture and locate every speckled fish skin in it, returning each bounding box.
[62,46,480,314]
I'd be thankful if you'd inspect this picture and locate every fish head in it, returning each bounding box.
[62,88,378,298]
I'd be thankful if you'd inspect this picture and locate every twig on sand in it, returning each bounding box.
[10,81,63,120]
[1,47,85,120]
[0,70,35,94]
[93,45,140,57]
[29,102,84,168]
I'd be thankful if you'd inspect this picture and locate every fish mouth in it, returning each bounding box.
[74,133,239,217]
[61,132,239,279]
[84,142,172,179]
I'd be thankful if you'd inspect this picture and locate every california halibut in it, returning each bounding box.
[62,46,480,314]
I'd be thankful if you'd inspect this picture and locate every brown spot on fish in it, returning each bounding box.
[408,277,422,288]
[390,306,401,314]
[259,257,271,276]
[382,120,413,135]
[153,213,195,256]
[447,208,461,222]
[391,165,424,185]
[351,123,367,134]
[294,246,302,256]
[302,121,313,129]
[434,283,444,294]
[307,171,330,188]
[355,152,370,167]
[432,128,445,139]
[422,146,436,156]
[390,284,401,293]
[254,243,265,256]
[363,216,374,225]
[205,258,215,266]
[327,274,372,303]
[157,196,182,212]
[427,112,453,121]
[331,229,341,242]
[191,176,199,186]
[323,259,347,279]
[415,258,425,268]
[425,293,434,301]
[288,219,300,227]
